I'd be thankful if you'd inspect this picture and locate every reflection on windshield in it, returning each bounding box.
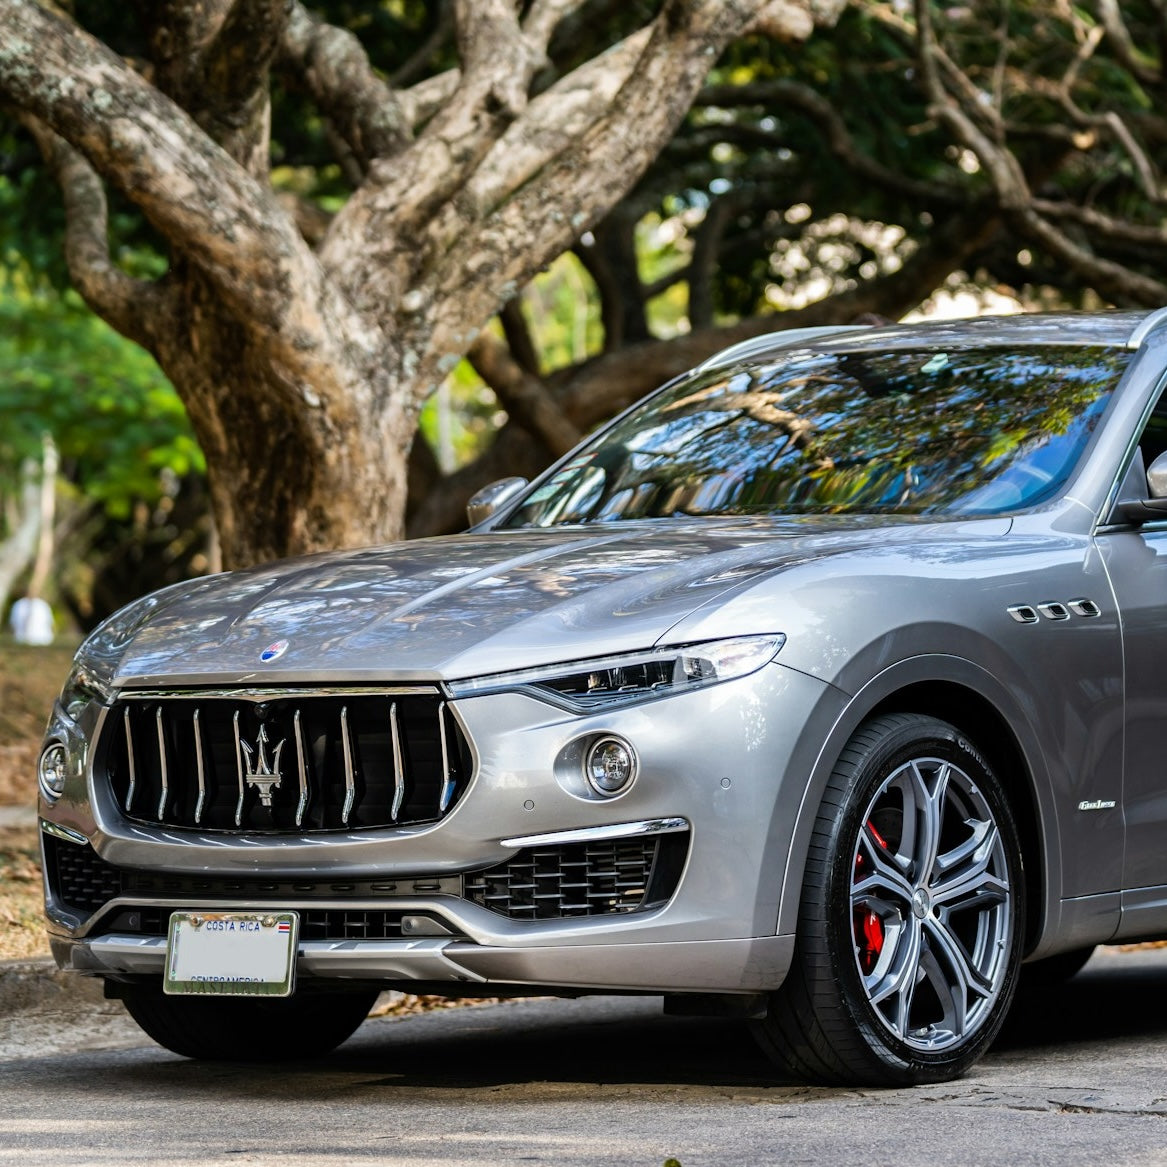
[505,344,1130,527]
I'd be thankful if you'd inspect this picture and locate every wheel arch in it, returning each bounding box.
[775,656,1057,956]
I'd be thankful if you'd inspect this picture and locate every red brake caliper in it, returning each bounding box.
[853,820,888,975]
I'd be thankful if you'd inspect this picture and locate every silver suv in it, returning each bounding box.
[39,310,1167,1084]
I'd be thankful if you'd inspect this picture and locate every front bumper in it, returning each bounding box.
[40,662,842,995]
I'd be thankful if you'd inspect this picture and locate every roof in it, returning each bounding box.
[702,310,1159,373]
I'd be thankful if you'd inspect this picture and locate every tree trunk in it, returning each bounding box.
[148,272,413,564]
[0,457,44,620]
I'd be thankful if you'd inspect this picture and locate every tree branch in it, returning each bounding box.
[1096,0,1162,88]
[426,0,783,358]
[280,2,412,173]
[467,331,582,455]
[696,79,966,207]
[193,0,291,172]
[318,0,554,310]
[22,116,169,349]
[912,0,1167,306]
[389,0,455,88]
[499,297,542,376]
[0,0,370,400]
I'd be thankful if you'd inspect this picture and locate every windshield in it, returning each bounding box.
[504,343,1130,528]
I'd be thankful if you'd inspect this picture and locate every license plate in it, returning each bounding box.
[164,911,299,997]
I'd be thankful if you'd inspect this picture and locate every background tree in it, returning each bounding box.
[2,0,1166,596]
[0,0,845,569]
[410,0,1167,532]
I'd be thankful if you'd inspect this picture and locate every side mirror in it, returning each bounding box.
[466,477,528,528]
[1115,450,1167,524]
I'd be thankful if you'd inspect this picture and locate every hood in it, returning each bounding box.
[93,515,1006,688]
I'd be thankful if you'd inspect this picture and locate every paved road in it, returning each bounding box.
[2,948,1167,1166]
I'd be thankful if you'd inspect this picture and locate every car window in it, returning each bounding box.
[505,344,1131,526]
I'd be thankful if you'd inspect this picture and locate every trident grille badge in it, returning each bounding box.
[235,720,286,807]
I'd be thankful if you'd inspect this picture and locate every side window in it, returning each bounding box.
[1138,390,1167,470]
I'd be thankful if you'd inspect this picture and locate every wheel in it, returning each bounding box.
[1019,946,1095,989]
[120,985,379,1061]
[755,713,1024,1086]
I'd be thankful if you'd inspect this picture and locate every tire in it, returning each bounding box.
[754,713,1025,1086]
[120,985,379,1061]
[1019,946,1095,989]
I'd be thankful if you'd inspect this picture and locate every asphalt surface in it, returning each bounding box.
[2,947,1167,1165]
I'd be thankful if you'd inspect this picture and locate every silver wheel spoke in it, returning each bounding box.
[853,822,916,904]
[923,914,993,1032]
[867,916,924,1039]
[908,759,949,884]
[932,819,1008,907]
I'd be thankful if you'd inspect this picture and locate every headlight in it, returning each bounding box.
[60,660,116,719]
[451,634,785,711]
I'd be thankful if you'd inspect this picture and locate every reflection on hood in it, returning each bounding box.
[87,515,1004,687]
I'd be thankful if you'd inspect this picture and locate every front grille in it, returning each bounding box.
[100,691,472,833]
[464,831,689,920]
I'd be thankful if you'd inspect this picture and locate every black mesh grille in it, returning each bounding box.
[45,834,122,915]
[464,831,688,920]
[96,907,420,942]
[43,828,688,929]
[100,692,471,833]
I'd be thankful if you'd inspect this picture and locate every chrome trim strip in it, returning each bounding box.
[1127,306,1167,349]
[154,707,170,821]
[501,817,690,849]
[123,708,137,814]
[121,686,441,701]
[389,701,405,823]
[437,701,455,814]
[193,707,206,825]
[293,709,309,828]
[340,705,356,825]
[232,710,246,828]
[39,819,89,847]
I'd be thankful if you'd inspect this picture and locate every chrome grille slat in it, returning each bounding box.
[438,701,455,814]
[193,708,206,825]
[104,692,470,834]
[389,702,405,823]
[340,705,356,826]
[123,709,137,814]
[154,708,169,822]
[293,709,309,828]
[232,710,246,828]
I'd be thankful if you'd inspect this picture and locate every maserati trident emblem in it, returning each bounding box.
[260,639,289,663]
[239,724,286,807]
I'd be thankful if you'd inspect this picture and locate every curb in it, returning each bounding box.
[0,806,36,829]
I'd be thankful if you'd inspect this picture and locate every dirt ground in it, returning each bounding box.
[0,640,76,959]
[0,641,76,807]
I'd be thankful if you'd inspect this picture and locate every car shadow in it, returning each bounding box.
[995,951,1167,1051]
[68,951,1167,1095]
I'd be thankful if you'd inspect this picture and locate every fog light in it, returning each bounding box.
[585,736,637,797]
[38,743,68,802]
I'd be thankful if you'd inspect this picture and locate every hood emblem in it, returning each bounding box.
[240,725,285,807]
[260,640,289,663]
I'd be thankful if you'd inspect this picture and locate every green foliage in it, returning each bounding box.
[0,264,202,522]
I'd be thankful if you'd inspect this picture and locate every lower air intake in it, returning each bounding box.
[463,830,689,920]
